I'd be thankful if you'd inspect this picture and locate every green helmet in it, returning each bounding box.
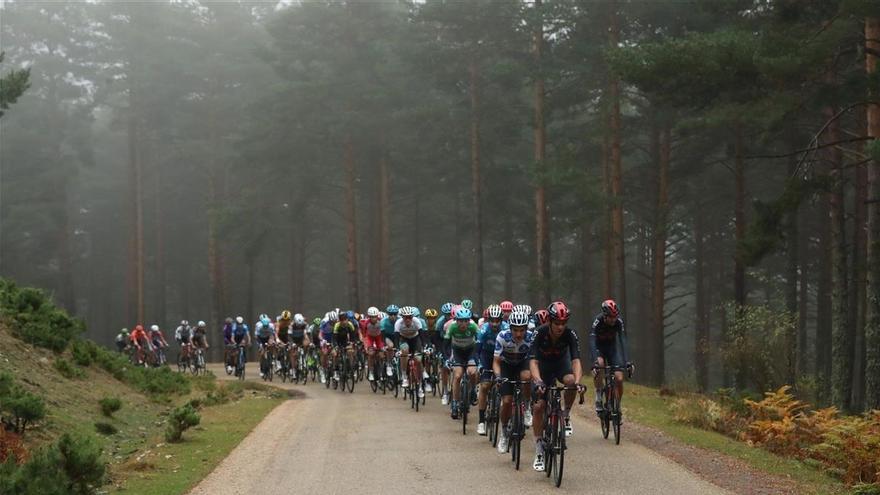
[312,318,321,326]
[121,328,129,335]
[461,299,473,310]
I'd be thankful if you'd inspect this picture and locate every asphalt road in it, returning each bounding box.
[190,364,728,495]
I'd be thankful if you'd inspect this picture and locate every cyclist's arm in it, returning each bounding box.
[618,319,630,365]
[568,329,582,383]
[475,328,484,357]
[589,319,600,362]
[492,355,502,377]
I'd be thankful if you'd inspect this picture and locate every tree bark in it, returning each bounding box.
[602,134,613,298]
[785,158,799,387]
[816,172,833,407]
[733,124,746,307]
[608,0,626,311]
[853,137,868,410]
[533,0,551,304]
[650,126,670,386]
[469,57,484,310]
[797,201,810,379]
[864,16,880,409]
[343,133,360,310]
[695,200,709,392]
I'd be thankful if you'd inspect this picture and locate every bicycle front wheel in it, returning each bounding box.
[612,393,622,445]
[554,410,566,487]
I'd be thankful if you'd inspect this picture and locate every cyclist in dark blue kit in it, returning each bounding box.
[590,299,633,412]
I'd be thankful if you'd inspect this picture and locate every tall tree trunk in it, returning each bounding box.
[650,126,670,386]
[853,138,868,410]
[608,0,626,310]
[533,0,551,304]
[343,133,360,310]
[733,124,746,306]
[827,105,854,411]
[602,135,614,298]
[695,201,709,392]
[379,149,391,303]
[863,16,880,409]
[797,202,810,379]
[785,158,799,387]
[816,178,834,406]
[469,58,484,310]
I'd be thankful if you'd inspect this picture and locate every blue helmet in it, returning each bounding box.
[261,316,270,327]
[346,310,355,320]
[386,304,399,315]
[454,308,472,320]
[412,307,421,318]
[440,302,453,315]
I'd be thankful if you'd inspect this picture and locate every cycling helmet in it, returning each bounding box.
[400,306,414,317]
[121,328,129,335]
[180,320,189,326]
[522,305,533,316]
[150,324,159,332]
[547,301,570,322]
[440,302,453,315]
[509,310,530,327]
[328,311,339,322]
[412,307,421,318]
[235,316,244,324]
[386,304,400,315]
[425,308,438,319]
[346,310,355,320]
[461,299,473,310]
[339,311,349,320]
[294,313,306,325]
[313,317,322,326]
[280,310,292,320]
[499,301,514,312]
[197,321,206,328]
[261,316,271,327]
[601,299,620,318]
[367,306,380,317]
[534,309,550,326]
[379,312,388,320]
[454,308,472,320]
[513,304,528,315]
[487,304,503,319]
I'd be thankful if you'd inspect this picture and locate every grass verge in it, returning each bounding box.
[110,386,284,494]
[623,384,848,495]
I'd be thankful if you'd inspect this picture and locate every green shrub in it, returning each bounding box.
[89,344,190,398]
[54,358,85,380]
[164,404,200,443]
[71,340,97,367]
[93,422,117,436]
[98,397,122,417]
[3,432,106,494]
[0,278,84,353]
[0,371,12,397]
[1,386,46,434]
[720,303,796,393]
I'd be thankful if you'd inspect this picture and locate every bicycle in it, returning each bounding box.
[235,344,247,380]
[423,346,440,397]
[593,365,632,445]
[260,344,275,382]
[224,344,236,375]
[456,363,477,435]
[306,345,320,383]
[499,379,531,470]
[297,345,310,384]
[541,384,585,487]
[192,346,207,375]
[337,346,356,393]
[177,344,193,373]
[369,348,387,394]
[486,379,502,447]
[405,352,424,412]
[390,351,402,399]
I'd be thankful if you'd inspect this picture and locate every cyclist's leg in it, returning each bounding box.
[451,364,463,402]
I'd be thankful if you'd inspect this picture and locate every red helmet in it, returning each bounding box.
[601,299,619,318]
[547,301,570,322]
[500,301,514,312]
[534,309,550,326]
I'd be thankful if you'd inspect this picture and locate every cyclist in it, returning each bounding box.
[308,317,323,347]
[148,325,169,366]
[530,301,583,471]
[254,314,276,378]
[395,306,426,396]
[476,304,508,435]
[380,305,400,376]
[222,317,236,373]
[289,313,310,379]
[129,324,150,364]
[115,328,130,353]
[231,316,250,376]
[494,310,535,453]
[331,311,359,382]
[192,320,209,366]
[499,300,514,322]
[318,312,336,382]
[360,307,385,381]
[435,303,454,405]
[445,307,479,420]
[590,299,632,412]
[534,309,550,327]
[423,308,441,392]
[174,320,194,364]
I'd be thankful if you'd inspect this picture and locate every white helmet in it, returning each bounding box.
[509,310,530,327]
[197,321,206,328]
[328,311,339,322]
[367,306,380,317]
[380,312,388,320]
[150,324,159,332]
[180,320,188,326]
[235,316,244,324]
[294,313,306,325]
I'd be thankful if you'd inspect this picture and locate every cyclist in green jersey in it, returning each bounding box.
[445,307,479,420]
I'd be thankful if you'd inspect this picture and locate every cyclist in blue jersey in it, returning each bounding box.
[494,310,534,454]
[476,304,508,436]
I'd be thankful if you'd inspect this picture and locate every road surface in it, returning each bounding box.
[190,365,728,495]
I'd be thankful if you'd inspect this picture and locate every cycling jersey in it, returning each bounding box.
[319,321,334,343]
[231,323,249,344]
[130,326,148,345]
[289,323,307,339]
[149,329,166,347]
[223,323,234,345]
[175,325,193,344]
[254,322,275,339]
[193,327,207,345]
[494,329,535,365]
[589,314,629,366]
[332,321,358,347]
[445,321,478,349]
[379,316,397,338]
[361,318,382,337]
[476,321,508,369]
[528,324,581,363]
[394,318,423,339]
[434,315,448,334]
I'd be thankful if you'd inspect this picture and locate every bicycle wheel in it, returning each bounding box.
[554,408,566,487]
[600,389,611,439]
[267,352,274,382]
[612,393,622,445]
[347,358,356,393]
[512,397,522,470]
[370,361,379,393]
[461,378,469,435]
[544,414,554,479]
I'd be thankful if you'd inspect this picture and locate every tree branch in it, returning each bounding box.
[745,136,873,160]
